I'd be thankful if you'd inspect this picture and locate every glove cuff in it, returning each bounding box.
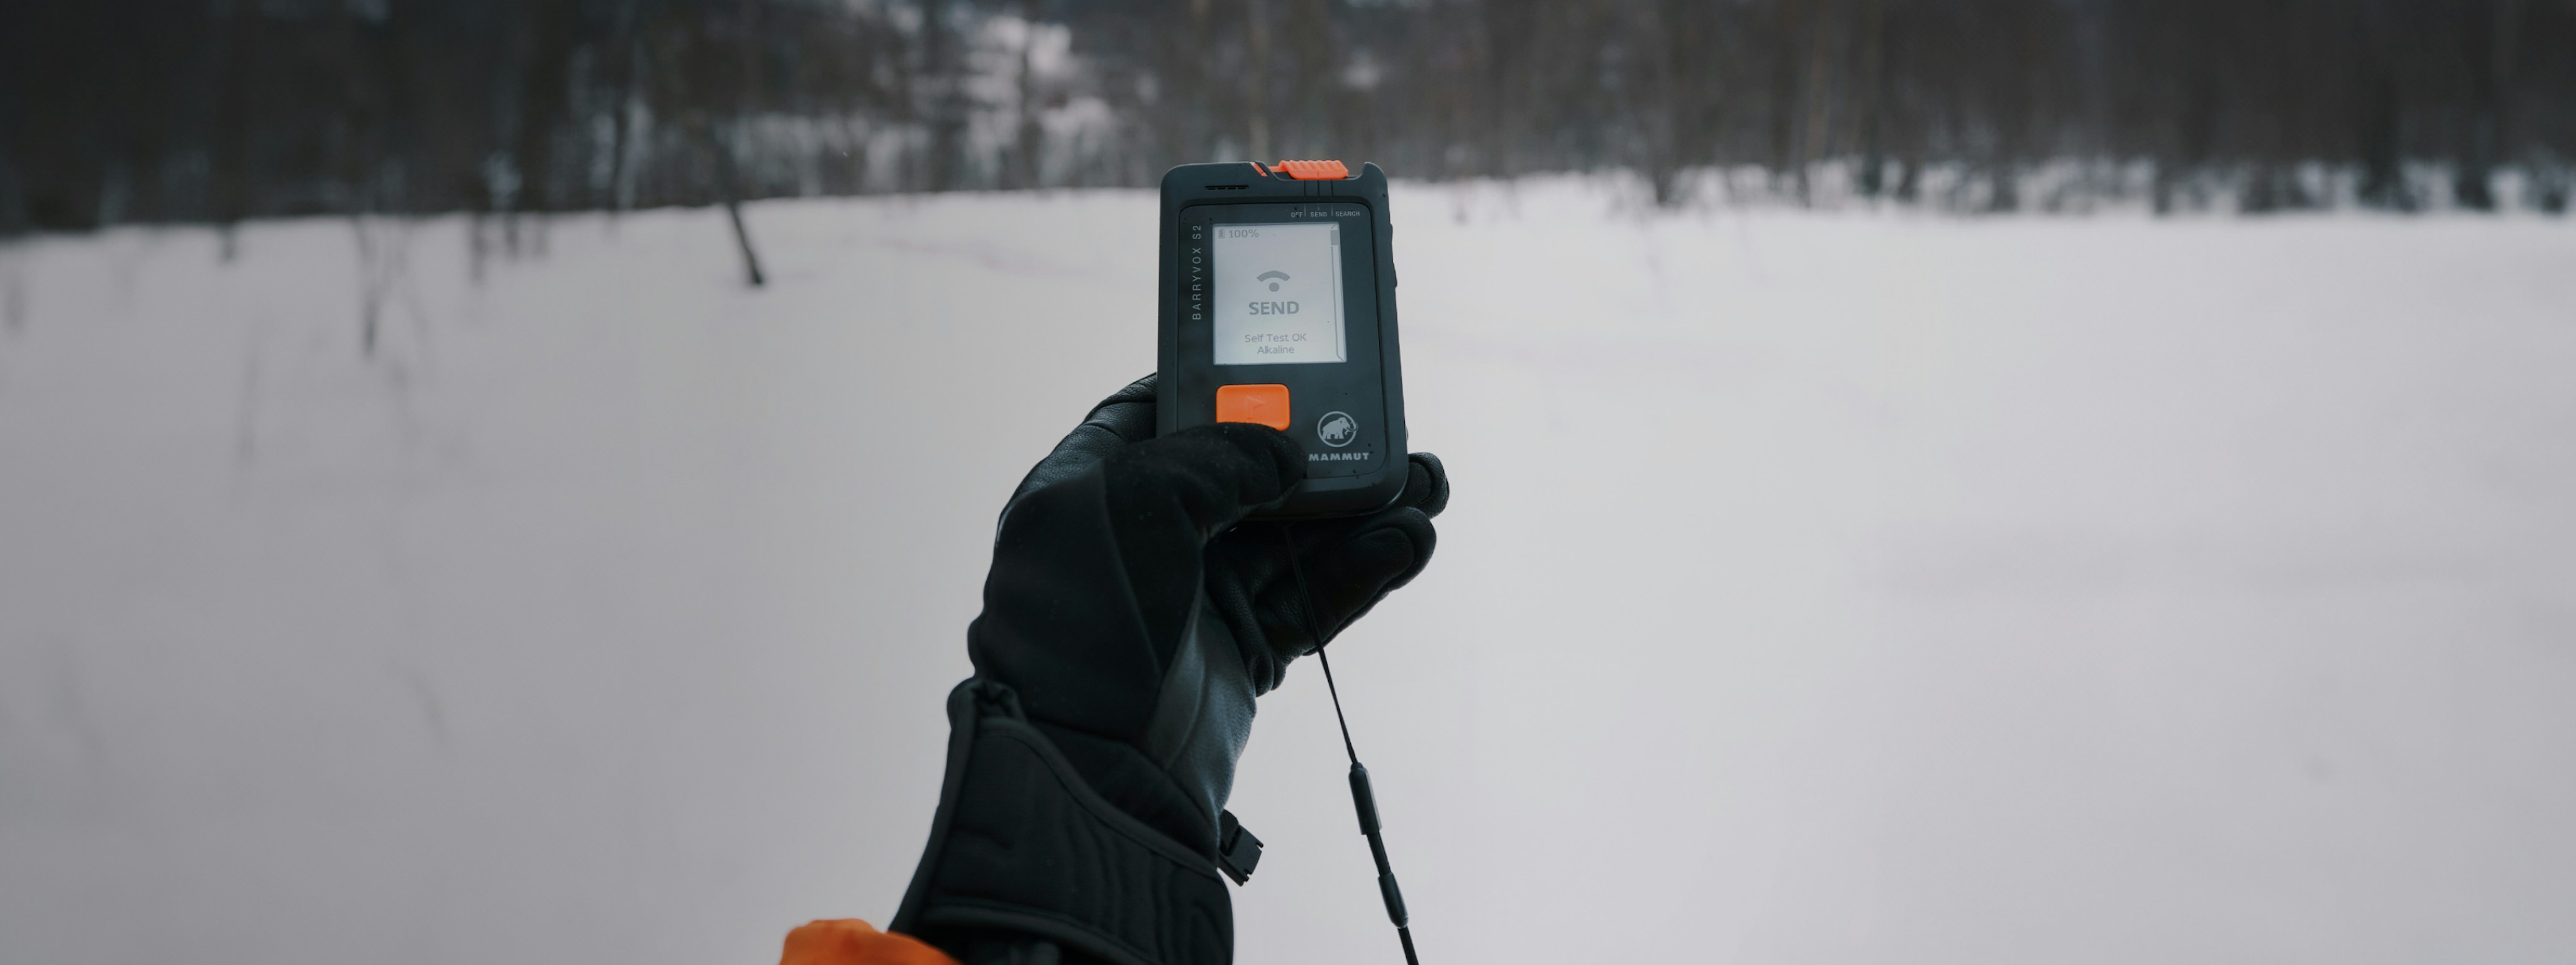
[892,679,1234,965]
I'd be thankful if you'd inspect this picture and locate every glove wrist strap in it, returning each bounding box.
[893,679,1234,965]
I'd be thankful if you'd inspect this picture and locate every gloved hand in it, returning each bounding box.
[893,373,1448,965]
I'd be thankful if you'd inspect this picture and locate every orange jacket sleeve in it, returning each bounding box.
[779,919,958,965]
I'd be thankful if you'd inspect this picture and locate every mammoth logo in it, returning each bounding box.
[1316,411,1358,448]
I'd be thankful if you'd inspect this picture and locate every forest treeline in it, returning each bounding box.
[4,0,2572,234]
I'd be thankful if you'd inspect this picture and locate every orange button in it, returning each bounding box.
[1214,384,1292,431]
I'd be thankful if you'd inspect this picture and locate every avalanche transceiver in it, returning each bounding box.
[1158,160,1407,518]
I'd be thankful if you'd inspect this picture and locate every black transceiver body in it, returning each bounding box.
[1158,160,1407,519]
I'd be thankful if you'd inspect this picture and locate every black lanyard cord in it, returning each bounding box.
[1279,524,1421,965]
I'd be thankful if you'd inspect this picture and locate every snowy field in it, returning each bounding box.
[4,180,2573,964]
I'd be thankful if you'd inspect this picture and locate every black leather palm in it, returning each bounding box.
[969,373,1448,852]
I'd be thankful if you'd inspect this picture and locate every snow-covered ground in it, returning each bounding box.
[3,181,2573,964]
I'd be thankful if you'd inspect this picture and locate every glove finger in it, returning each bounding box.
[1270,450,1449,553]
[1006,373,1159,509]
[1258,507,1437,658]
[1081,372,1160,441]
[1397,452,1449,518]
[1103,422,1305,545]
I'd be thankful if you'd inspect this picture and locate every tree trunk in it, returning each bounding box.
[713,121,765,287]
[1245,0,1273,162]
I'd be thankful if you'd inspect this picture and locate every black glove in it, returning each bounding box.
[893,374,1448,965]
